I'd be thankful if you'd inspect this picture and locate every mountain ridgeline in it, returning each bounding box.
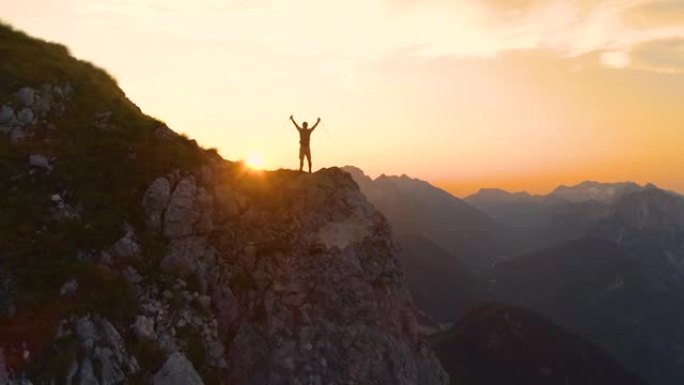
[2,21,682,385]
[0,23,447,384]
[343,167,684,384]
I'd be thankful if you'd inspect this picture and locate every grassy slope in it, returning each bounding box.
[0,22,212,321]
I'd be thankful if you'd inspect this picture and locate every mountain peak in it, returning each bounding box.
[550,181,645,203]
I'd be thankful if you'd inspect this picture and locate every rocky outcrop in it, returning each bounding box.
[122,166,447,384]
[0,83,72,144]
[33,314,141,385]
[151,352,204,385]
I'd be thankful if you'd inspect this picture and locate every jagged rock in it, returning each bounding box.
[0,105,15,124]
[28,154,52,171]
[132,315,157,340]
[33,95,52,116]
[197,295,211,309]
[17,108,34,126]
[194,187,214,234]
[164,177,201,238]
[15,87,35,107]
[143,177,172,234]
[59,279,78,297]
[48,314,140,385]
[76,358,98,385]
[160,236,207,278]
[93,346,125,384]
[109,226,141,262]
[75,316,98,353]
[151,352,204,385]
[211,284,239,327]
[214,185,242,221]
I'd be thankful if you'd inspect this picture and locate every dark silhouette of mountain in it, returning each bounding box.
[343,166,516,272]
[484,238,684,385]
[396,232,480,322]
[432,303,648,385]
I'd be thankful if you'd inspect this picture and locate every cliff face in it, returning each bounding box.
[0,24,446,385]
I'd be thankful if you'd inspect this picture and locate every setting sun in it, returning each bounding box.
[245,152,266,170]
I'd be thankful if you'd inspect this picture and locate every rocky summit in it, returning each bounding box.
[0,24,446,384]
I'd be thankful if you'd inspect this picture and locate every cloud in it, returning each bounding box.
[601,50,632,68]
[75,0,684,72]
[623,0,684,29]
[630,38,684,73]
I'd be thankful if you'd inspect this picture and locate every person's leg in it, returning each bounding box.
[299,146,304,171]
[306,148,312,173]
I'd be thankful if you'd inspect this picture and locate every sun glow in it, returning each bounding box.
[245,152,266,170]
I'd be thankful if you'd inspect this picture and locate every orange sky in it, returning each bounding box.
[2,0,683,197]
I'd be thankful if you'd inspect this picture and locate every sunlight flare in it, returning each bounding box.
[245,151,266,170]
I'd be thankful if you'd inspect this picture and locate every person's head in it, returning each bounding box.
[302,122,308,129]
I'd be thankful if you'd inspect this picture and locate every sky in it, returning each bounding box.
[2,0,683,196]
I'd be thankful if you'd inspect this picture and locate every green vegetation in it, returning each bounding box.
[0,22,211,325]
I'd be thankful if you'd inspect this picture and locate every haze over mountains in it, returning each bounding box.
[3,21,684,385]
[345,166,684,385]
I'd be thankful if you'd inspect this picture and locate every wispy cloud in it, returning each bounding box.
[76,0,684,72]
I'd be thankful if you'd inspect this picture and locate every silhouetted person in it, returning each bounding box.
[290,115,320,173]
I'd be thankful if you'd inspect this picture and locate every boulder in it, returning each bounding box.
[15,87,35,107]
[17,108,34,126]
[59,279,78,297]
[76,358,98,385]
[211,284,239,327]
[142,177,172,234]
[59,314,140,384]
[109,226,141,261]
[28,154,51,171]
[151,352,204,385]
[164,177,201,238]
[0,105,15,124]
[132,315,157,340]
[160,236,208,278]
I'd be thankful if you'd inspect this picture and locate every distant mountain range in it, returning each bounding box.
[342,166,509,320]
[343,166,518,272]
[343,167,684,384]
[470,183,684,385]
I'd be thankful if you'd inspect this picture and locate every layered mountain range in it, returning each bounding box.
[344,167,684,384]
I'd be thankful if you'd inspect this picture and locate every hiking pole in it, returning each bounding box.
[320,121,336,144]
[276,117,290,139]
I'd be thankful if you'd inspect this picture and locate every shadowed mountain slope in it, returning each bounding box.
[485,238,684,385]
[432,304,648,385]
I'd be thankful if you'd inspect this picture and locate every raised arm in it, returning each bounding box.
[290,115,301,130]
[311,117,321,130]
